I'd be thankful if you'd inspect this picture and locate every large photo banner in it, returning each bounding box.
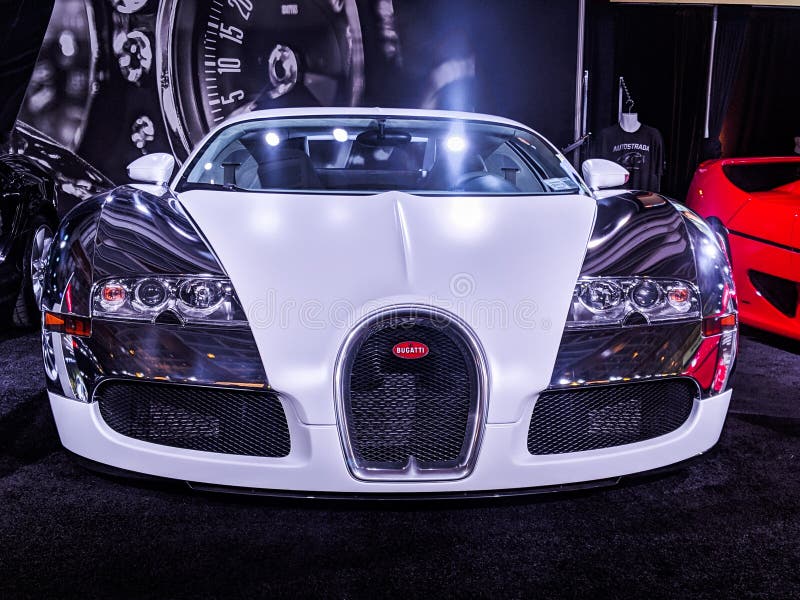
[18,0,580,182]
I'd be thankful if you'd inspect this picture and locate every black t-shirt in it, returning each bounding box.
[593,124,664,192]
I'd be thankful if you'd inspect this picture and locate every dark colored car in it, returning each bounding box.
[0,122,111,326]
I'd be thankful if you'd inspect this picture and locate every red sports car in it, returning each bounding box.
[687,157,800,340]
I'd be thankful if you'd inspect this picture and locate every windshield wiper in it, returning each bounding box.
[179,181,249,193]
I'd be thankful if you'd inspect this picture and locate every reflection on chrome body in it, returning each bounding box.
[42,196,105,315]
[580,192,696,281]
[677,205,736,317]
[45,185,224,316]
[551,191,732,399]
[43,182,264,403]
[45,321,267,402]
[94,186,223,278]
[549,322,702,389]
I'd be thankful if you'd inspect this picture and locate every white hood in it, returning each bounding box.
[178,190,597,424]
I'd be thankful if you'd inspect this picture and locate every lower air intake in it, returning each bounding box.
[749,270,798,318]
[96,381,290,457]
[339,309,484,480]
[528,379,697,455]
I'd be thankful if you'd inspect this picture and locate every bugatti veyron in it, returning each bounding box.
[41,108,737,496]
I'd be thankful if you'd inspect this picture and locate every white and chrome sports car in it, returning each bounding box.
[41,108,737,497]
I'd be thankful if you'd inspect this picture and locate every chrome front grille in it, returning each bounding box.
[336,308,486,481]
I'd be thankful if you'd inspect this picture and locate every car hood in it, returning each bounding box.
[178,190,597,424]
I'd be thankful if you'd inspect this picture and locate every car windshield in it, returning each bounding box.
[179,116,587,196]
[723,161,800,193]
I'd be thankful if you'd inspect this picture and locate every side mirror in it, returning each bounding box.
[127,153,175,185]
[581,159,629,190]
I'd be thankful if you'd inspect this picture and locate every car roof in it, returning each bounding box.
[219,107,539,135]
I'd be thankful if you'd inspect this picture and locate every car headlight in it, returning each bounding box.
[567,277,700,328]
[92,276,247,325]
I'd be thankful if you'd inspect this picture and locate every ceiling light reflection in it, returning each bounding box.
[265,132,281,147]
[445,135,467,153]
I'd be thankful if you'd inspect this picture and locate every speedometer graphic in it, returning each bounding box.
[156,0,364,157]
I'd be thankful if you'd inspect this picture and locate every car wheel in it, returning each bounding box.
[13,218,54,328]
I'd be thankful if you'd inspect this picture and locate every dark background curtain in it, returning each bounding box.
[721,9,800,157]
[585,2,712,200]
[702,6,748,160]
[661,9,713,199]
[472,0,580,150]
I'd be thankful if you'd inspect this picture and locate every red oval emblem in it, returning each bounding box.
[392,341,429,359]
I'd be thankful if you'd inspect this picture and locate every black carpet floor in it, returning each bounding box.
[0,326,798,599]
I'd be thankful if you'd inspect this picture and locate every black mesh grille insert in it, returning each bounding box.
[96,381,290,457]
[528,379,697,455]
[343,314,480,471]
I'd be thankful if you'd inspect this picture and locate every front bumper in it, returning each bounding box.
[50,388,732,494]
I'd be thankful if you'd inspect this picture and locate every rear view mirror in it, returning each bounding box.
[582,159,630,190]
[127,153,175,185]
[355,128,412,147]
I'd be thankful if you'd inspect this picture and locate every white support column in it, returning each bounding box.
[704,5,719,139]
[574,0,587,143]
